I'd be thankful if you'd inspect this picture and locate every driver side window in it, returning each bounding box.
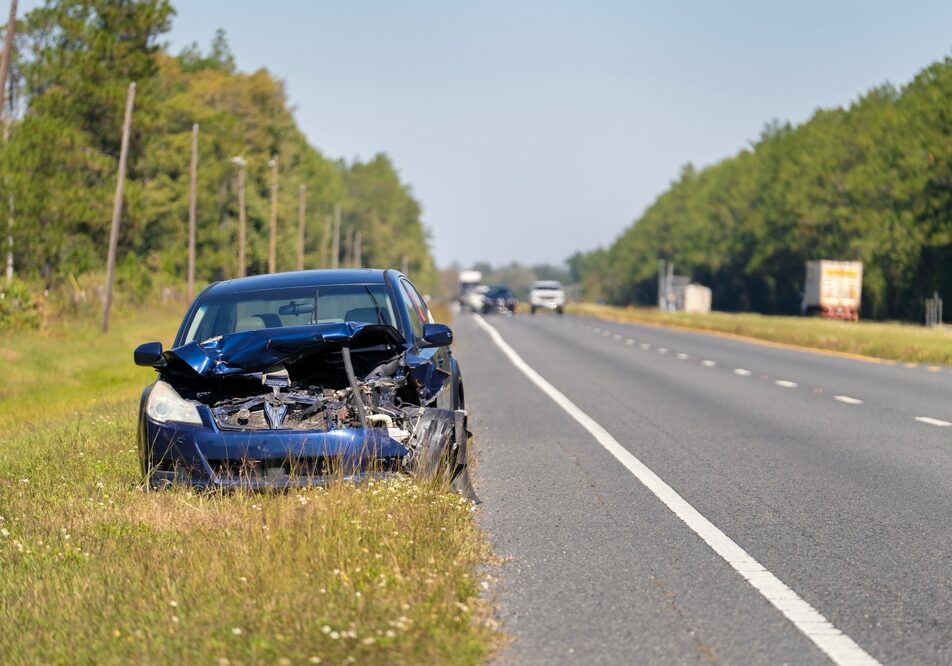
[399,280,426,338]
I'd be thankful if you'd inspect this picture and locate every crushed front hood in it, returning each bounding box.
[164,322,405,377]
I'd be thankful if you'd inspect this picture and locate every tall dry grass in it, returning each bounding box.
[570,302,952,364]
[0,305,496,664]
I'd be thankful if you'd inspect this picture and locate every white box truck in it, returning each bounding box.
[682,284,712,313]
[802,260,863,320]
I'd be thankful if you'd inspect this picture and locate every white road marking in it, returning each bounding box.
[625,339,635,346]
[833,396,863,405]
[472,315,880,666]
[775,380,798,389]
[640,343,650,350]
[733,368,752,376]
[701,360,716,367]
[658,347,668,354]
[914,416,952,427]
[602,331,611,337]
[676,353,689,360]
[613,334,623,341]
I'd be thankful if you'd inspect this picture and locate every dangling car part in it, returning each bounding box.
[134,269,477,501]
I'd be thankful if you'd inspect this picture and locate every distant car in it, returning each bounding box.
[464,284,489,313]
[529,280,565,314]
[133,269,475,497]
[481,286,518,315]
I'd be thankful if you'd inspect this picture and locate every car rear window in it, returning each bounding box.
[182,284,398,344]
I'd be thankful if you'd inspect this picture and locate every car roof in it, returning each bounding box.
[202,269,389,298]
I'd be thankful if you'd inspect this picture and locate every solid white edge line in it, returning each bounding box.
[472,314,879,666]
[833,396,863,405]
[914,416,952,427]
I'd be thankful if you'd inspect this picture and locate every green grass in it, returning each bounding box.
[569,302,952,365]
[0,308,497,664]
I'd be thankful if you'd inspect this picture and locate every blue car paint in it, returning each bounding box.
[139,398,408,489]
[138,269,463,490]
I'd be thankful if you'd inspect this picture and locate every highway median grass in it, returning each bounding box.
[569,302,952,366]
[0,307,496,665]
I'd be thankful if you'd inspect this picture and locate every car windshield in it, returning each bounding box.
[182,284,398,344]
[533,283,562,290]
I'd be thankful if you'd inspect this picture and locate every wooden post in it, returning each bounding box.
[297,184,306,270]
[187,123,198,301]
[268,155,278,273]
[101,81,136,333]
[232,156,246,277]
[345,226,355,268]
[321,214,331,268]
[331,203,341,269]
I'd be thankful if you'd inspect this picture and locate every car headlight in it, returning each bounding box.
[146,380,202,425]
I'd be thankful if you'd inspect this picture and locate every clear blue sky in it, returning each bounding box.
[24,1,952,268]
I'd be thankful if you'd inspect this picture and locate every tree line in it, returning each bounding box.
[572,54,952,321]
[1,0,436,307]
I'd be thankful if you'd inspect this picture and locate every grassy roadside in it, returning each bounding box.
[569,302,952,365]
[0,307,497,664]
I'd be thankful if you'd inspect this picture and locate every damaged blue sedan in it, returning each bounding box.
[134,269,475,498]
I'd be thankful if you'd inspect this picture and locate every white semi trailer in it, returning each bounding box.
[802,260,863,320]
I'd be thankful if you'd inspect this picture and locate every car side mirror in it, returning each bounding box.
[134,341,166,367]
[419,323,453,348]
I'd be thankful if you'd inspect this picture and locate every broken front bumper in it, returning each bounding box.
[139,413,409,489]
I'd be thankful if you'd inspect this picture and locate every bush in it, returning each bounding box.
[0,278,41,330]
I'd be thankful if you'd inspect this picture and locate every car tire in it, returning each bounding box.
[530,305,537,314]
[557,306,564,315]
[408,409,478,502]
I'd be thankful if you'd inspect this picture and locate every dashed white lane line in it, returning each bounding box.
[676,353,689,360]
[775,380,798,389]
[613,334,623,341]
[833,396,863,405]
[701,360,717,368]
[733,368,752,377]
[625,339,635,346]
[658,347,668,354]
[472,314,880,666]
[914,416,952,427]
[640,343,651,350]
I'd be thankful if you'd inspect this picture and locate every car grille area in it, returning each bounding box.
[211,390,350,431]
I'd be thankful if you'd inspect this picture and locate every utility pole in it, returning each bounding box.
[345,226,355,268]
[331,203,341,269]
[321,214,331,268]
[187,123,198,301]
[1,0,18,283]
[268,155,278,273]
[0,0,17,114]
[231,156,246,277]
[297,184,306,270]
[354,230,362,269]
[101,81,136,333]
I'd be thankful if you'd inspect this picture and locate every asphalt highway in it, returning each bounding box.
[453,311,952,665]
